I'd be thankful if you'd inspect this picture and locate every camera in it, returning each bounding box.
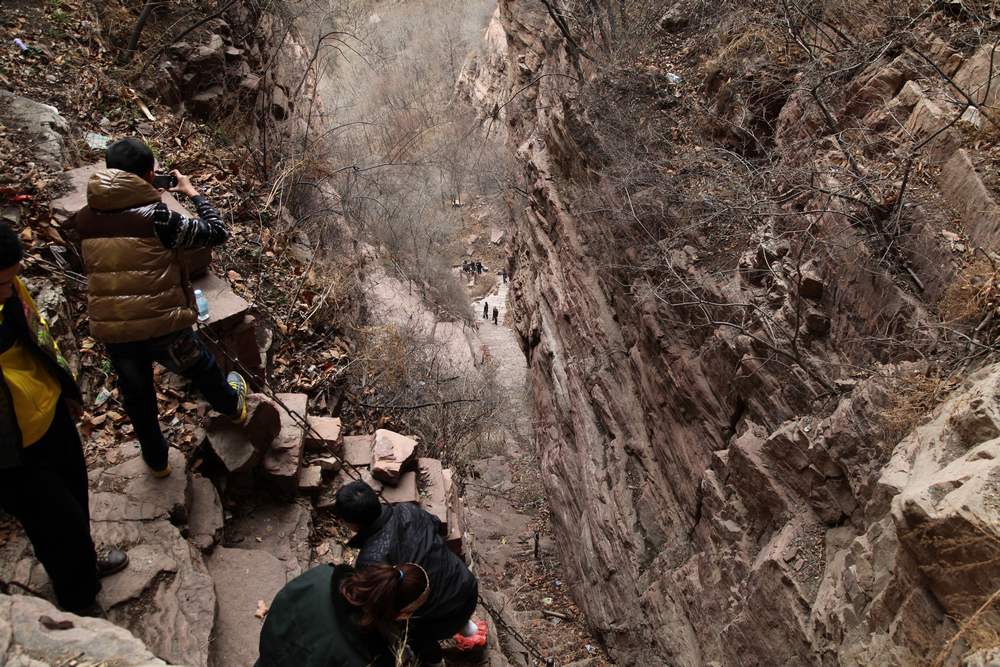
[152,173,178,190]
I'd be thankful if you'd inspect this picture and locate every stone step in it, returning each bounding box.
[187,475,224,552]
[225,501,313,580]
[297,464,323,496]
[381,470,419,504]
[371,429,418,485]
[342,434,374,467]
[201,394,281,476]
[261,393,308,500]
[304,415,343,452]
[90,442,189,524]
[418,457,448,526]
[207,547,288,667]
[61,442,218,666]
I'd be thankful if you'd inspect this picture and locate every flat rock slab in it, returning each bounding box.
[342,434,374,467]
[192,272,251,329]
[305,416,343,452]
[89,492,215,667]
[261,393,308,499]
[418,458,448,525]
[298,465,323,493]
[187,476,224,552]
[371,429,418,485]
[381,470,419,505]
[203,420,258,475]
[226,501,312,580]
[90,443,189,524]
[207,547,287,667]
[0,593,171,666]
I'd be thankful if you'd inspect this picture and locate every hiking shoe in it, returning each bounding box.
[97,549,129,578]
[150,462,172,478]
[453,619,488,651]
[227,371,248,425]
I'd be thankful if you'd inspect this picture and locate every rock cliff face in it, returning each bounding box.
[465,1,1000,664]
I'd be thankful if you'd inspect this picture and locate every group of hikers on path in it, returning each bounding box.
[0,138,487,665]
[482,301,499,325]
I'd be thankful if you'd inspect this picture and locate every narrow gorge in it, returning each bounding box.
[1,0,999,666]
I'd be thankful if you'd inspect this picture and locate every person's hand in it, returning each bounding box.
[64,398,84,422]
[168,169,200,198]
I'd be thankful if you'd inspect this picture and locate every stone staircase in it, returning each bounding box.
[0,163,472,666]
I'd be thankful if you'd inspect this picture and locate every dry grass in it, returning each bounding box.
[939,257,1000,324]
[882,371,950,442]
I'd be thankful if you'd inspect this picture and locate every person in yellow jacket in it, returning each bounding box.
[0,224,128,614]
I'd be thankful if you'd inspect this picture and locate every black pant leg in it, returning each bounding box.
[152,329,238,416]
[107,340,169,470]
[0,405,99,612]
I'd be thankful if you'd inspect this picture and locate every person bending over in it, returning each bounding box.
[334,481,487,665]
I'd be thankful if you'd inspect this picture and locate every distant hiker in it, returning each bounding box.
[492,306,499,325]
[0,224,129,614]
[483,301,489,319]
[256,563,398,667]
[77,138,248,478]
[476,261,483,274]
[501,268,507,284]
[333,481,487,664]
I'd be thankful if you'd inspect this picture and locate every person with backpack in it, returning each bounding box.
[0,224,129,614]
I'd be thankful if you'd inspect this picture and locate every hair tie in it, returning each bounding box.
[397,567,405,584]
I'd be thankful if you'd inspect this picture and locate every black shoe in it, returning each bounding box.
[96,549,129,578]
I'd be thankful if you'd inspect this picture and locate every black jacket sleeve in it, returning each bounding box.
[152,195,228,249]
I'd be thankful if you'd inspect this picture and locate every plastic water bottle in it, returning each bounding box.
[194,289,210,322]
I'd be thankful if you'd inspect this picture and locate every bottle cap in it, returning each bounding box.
[194,289,203,295]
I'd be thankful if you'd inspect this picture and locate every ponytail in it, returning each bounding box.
[341,563,428,628]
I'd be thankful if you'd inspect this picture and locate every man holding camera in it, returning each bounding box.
[76,138,248,477]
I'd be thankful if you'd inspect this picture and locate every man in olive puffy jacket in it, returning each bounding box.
[77,138,247,477]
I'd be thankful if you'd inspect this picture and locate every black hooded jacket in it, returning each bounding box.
[348,502,478,636]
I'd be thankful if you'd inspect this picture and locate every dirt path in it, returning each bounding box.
[465,283,610,667]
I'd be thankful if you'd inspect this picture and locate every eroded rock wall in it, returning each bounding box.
[467,1,1000,664]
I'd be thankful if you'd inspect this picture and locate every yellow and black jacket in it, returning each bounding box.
[0,277,80,468]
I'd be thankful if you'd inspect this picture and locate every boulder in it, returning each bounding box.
[0,90,69,170]
[305,416,343,452]
[261,394,308,499]
[371,430,418,485]
[0,593,172,666]
[207,548,287,667]
[187,476,224,552]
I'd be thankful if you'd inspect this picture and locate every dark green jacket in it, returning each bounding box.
[256,564,394,667]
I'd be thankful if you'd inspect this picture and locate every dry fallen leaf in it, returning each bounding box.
[316,542,330,556]
[254,600,269,619]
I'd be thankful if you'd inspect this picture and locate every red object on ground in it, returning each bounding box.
[453,618,488,651]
